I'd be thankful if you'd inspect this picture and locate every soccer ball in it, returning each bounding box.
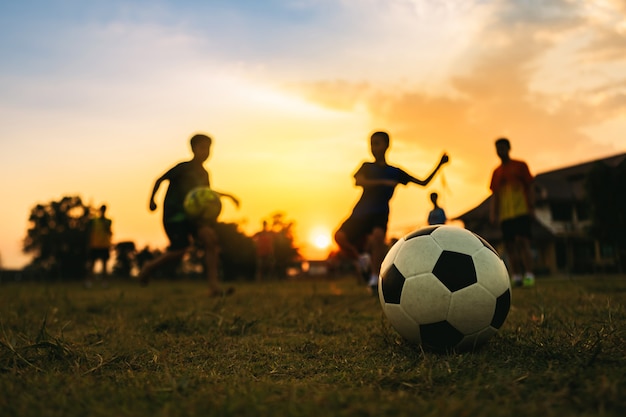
[183,187,222,221]
[379,225,511,352]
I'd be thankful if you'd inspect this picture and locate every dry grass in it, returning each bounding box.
[1,275,625,417]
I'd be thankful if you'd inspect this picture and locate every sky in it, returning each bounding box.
[1,0,625,269]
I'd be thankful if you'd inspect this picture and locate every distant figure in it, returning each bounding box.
[489,137,535,287]
[253,220,275,281]
[86,204,113,287]
[334,131,449,294]
[427,192,447,225]
[137,133,240,296]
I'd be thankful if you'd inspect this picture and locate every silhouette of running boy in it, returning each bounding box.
[138,133,239,296]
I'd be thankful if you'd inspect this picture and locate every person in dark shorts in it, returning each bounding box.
[489,137,535,287]
[334,131,449,293]
[85,204,113,287]
[137,133,239,296]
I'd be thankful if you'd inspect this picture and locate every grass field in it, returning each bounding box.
[1,274,625,417]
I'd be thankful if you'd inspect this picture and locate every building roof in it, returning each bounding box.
[534,152,626,202]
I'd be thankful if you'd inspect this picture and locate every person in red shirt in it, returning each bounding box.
[489,138,535,287]
[253,220,275,281]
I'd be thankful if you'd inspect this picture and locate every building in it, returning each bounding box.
[456,152,626,275]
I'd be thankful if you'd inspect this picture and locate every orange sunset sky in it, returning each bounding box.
[1,0,625,269]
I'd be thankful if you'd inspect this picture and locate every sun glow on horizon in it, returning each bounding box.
[310,228,332,251]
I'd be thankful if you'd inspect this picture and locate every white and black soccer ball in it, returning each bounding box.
[379,225,511,352]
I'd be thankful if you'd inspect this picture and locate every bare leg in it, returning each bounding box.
[516,236,533,273]
[198,226,219,293]
[101,259,109,277]
[196,226,232,296]
[505,240,522,277]
[334,229,368,283]
[137,249,186,285]
[85,258,95,288]
[101,258,109,287]
[334,229,360,260]
[256,256,274,282]
[516,236,535,286]
[505,241,522,275]
[369,227,387,279]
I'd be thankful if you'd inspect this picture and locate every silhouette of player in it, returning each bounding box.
[334,131,449,294]
[489,137,535,287]
[137,133,239,296]
[427,192,447,225]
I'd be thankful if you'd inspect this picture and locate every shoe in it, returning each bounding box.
[367,274,378,286]
[511,274,523,287]
[359,253,371,270]
[523,273,535,287]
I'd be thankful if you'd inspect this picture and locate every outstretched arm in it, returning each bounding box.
[215,191,240,209]
[409,153,449,186]
[148,175,166,211]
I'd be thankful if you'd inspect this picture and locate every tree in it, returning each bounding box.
[214,222,256,281]
[585,160,626,271]
[212,214,301,281]
[23,196,92,279]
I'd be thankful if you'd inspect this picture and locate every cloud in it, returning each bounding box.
[288,80,373,112]
[289,0,623,181]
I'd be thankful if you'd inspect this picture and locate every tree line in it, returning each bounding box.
[12,158,626,280]
[20,196,300,281]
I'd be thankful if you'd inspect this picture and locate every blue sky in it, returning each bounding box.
[1,0,625,268]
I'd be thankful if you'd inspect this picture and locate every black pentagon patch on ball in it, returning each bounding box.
[472,232,499,256]
[381,264,405,304]
[405,225,440,240]
[420,321,464,351]
[432,250,477,292]
[491,289,511,329]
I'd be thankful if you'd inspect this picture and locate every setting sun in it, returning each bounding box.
[310,229,332,250]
